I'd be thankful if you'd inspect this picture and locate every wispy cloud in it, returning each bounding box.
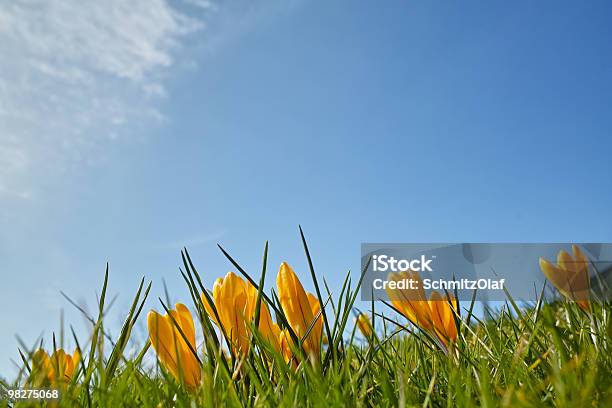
[0,0,204,199]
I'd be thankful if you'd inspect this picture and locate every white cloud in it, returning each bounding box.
[0,0,203,199]
[184,0,217,10]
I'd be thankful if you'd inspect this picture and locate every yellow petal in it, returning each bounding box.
[247,283,281,350]
[570,245,591,294]
[71,349,81,369]
[540,257,571,296]
[148,306,202,389]
[306,292,324,350]
[277,262,320,357]
[386,271,433,331]
[216,272,250,356]
[32,349,51,371]
[174,303,196,350]
[557,250,577,274]
[50,349,71,382]
[147,310,179,380]
[171,306,201,388]
[279,329,296,367]
[202,277,223,325]
[31,349,53,384]
[245,282,258,321]
[429,292,458,347]
[540,253,590,306]
[63,354,75,380]
[356,313,373,338]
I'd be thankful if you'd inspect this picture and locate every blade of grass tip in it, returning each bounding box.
[324,273,354,368]
[183,271,229,350]
[323,269,351,367]
[348,257,371,307]
[180,267,199,307]
[349,309,363,346]
[182,249,209,296]
[533,281,546,324]
[51,333,59,382]
[134,340,151,368]
[70,326,88,380]
[16,334,46,382]
[323,269,350,368]
[14,334,42,383]
[299,226,334,362]
[331,271,350,338]
[180,268,225,369]
[334,257,371,352]
[105,278,150,381]
[301,294,332,349]
[99,263,110,311]
[17,349,31,374]
[60,309,64,349]
[254,241,268,329]
[503,285,523,319]
[179,267,210,334]
[132,280,152,325]
[162,278,172,308]
[452,273,461,317]
[466,288,478,327]
[181,257,237,376]
[16,334,43,359]
[67,325,90,404]
[371,286,375,335]
[178,264,203,314]
[323,278,338,320]
[181,250,227,362]
[322,277,341,359]
[87,263,109,376]
[442,286,461,334]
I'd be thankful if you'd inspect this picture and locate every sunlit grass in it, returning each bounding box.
[1,233,610,407]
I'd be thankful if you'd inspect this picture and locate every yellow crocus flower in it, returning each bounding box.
[429,291,458,347]
[30,348,80,385]
[276,262,323,360]
[147,303,201,388]
[246,282,282,353]
[356,313,373,338]
[202,271,281,356]
[278,329,296,367]
[386,271,458,348]
[386,270,434,331]
[539,245,591,311]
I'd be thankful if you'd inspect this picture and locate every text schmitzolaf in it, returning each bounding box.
[372,277,506,291]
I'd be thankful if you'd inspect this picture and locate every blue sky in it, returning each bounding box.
[1,0,611,377]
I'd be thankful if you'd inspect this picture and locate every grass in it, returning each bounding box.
[1,236,610,407]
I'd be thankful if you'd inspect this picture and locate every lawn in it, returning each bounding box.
[1,241,610,407]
